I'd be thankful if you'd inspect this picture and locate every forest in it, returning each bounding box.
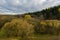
[0,5,60,40]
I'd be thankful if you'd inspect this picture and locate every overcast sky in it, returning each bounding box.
[0,0,60,14]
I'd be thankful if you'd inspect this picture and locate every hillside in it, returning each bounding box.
[0,5,60,40]
[24,5,60,20]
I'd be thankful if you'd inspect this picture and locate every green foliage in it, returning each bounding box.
[0,30,6,38]
[25,5,60,20]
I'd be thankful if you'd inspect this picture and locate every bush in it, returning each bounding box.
[34,20,60,35]
[1,18,34,39]
[0,30,6,38]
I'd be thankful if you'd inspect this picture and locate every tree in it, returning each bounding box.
[25,15,32,19]
[58,8,60,12]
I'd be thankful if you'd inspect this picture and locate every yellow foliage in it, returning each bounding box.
[58,8,60,12]
[25,15,31,19]
[40,21,47,26]
[2,18,34,37]
[47,8,51,10]
[40,20,60,28]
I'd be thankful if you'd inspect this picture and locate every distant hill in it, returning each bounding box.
[24,5,60,20]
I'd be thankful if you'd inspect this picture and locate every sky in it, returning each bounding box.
[0,0,60,14]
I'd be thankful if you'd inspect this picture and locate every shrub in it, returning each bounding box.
[2,18,34,39]
[34,20,60,35]
[0,30,6,38]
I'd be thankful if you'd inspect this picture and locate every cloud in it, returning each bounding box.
[0,0,60,14]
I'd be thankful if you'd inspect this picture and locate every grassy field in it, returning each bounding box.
[0,35,60,40]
